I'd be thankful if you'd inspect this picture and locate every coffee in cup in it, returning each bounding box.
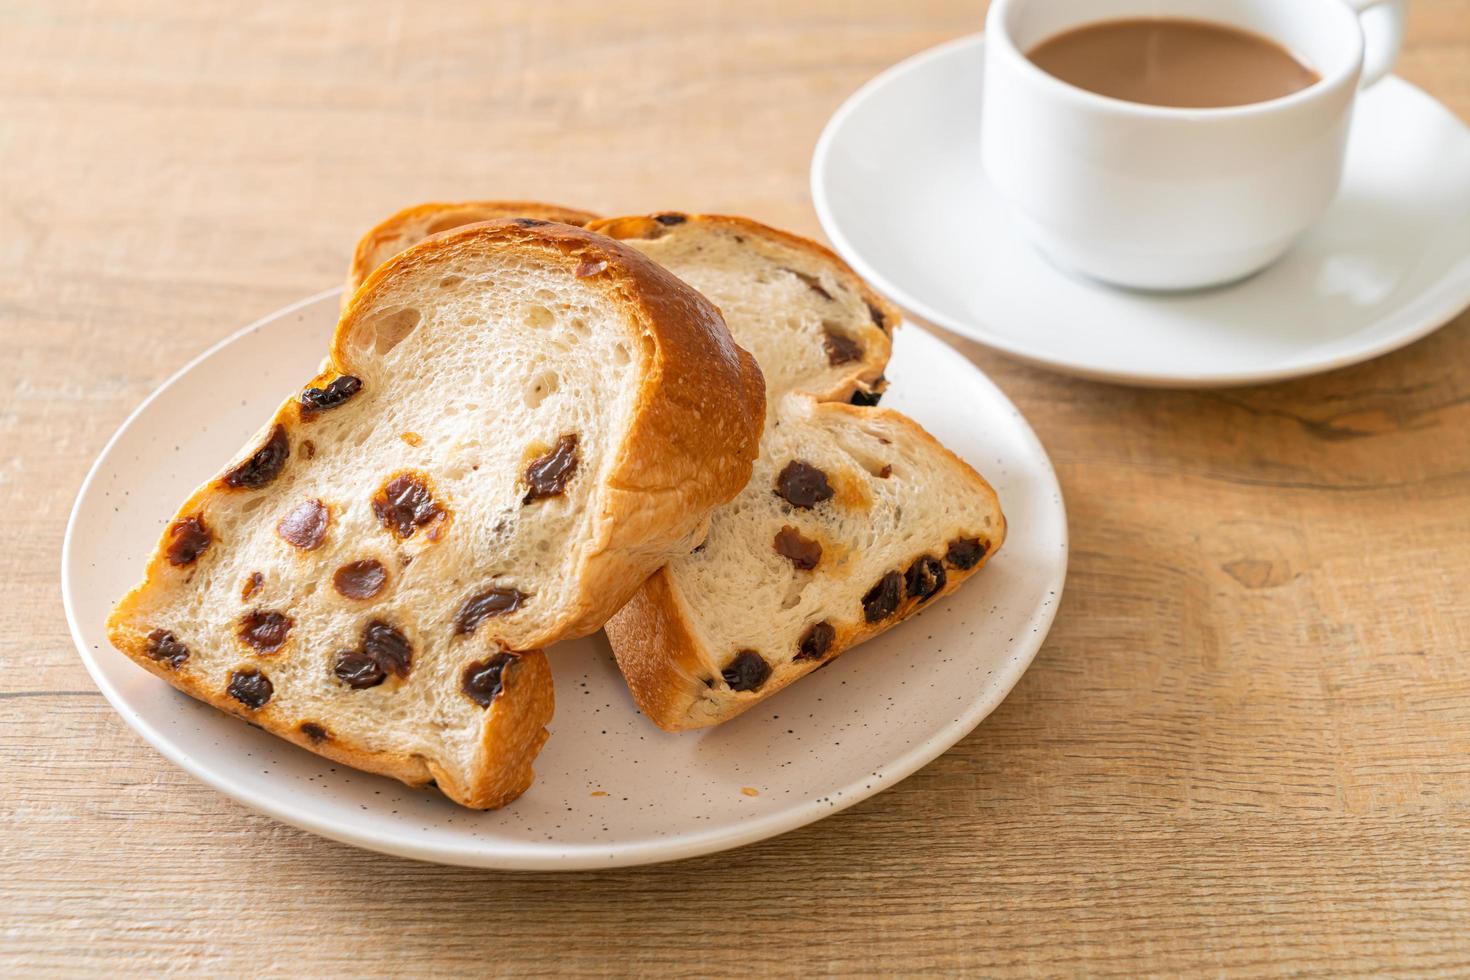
[1026,18,1320,109]
[980,0,1408,291]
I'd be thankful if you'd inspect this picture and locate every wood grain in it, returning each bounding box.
[2,0,1468,974]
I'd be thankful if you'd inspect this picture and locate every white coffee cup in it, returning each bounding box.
[980,0,1408,291]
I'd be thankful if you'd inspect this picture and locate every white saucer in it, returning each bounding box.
[61,289,1067,870]
[812,35,1470,387]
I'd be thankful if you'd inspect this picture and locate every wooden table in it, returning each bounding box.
[4,1,1468,974]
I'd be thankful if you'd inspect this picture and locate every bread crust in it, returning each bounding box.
[345,200,600,303]
[109,218,764,805]
[601,565,710,730]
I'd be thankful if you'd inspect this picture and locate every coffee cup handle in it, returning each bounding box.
[1344,0,1407,88]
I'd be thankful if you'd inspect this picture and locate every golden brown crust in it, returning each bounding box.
[345,200,600,305]
[432,652,555,809]
[601,566,712,731]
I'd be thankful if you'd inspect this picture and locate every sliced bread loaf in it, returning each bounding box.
[590,214,890,406]
[590,214,1006,730]
[108,219,765,806]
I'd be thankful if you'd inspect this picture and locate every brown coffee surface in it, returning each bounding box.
[1027,18,1319,109]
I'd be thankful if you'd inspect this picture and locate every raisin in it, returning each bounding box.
[302,440,317,459]
[239,610,292,654]
[722,650,771,692]
[241,571,263,600]
[795,622,835,662]
[773,526,822,570]
[222,424,289,490]
[862,571,904,623]
[866,300,888,332]
[822,329,862,365]
[462,653,517,706]
[523,434,580,503]
[786,267,832,300]
[227,669,273,709]
[454,587,527,635]
[575,259,608,278]
[299,375,362,415]
[905,555,947,603]
[165,515,212,567]
[362,620,412,678]
[653,212,687,226]
[277,498,329,550]
[849,387,883,407]
[334,650,385,689]
[332,619,412,689]
[299,722,329,743]
[946,537,988,570]
[372,472,443,539]
[145,629,190,669]
[774,460,833,509]
[333,559,387,599]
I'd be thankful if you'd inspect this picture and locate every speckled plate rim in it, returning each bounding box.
[61,287,1067,870]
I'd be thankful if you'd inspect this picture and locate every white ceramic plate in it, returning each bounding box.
[62,289,1067,869]
[812,35,1470,387]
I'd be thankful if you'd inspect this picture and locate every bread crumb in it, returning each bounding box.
[590,790,608,797]
[741,787,759,797]
[831,468,872,510]
[399,431,423,447]
[240,571,264,600]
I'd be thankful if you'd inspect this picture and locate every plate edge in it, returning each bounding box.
[59,291,1069,870]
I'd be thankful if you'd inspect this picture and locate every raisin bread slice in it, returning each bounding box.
[590,214,891,406]
[346,200,599,299]
[108,219,765,806]
[590,214,1005,730]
